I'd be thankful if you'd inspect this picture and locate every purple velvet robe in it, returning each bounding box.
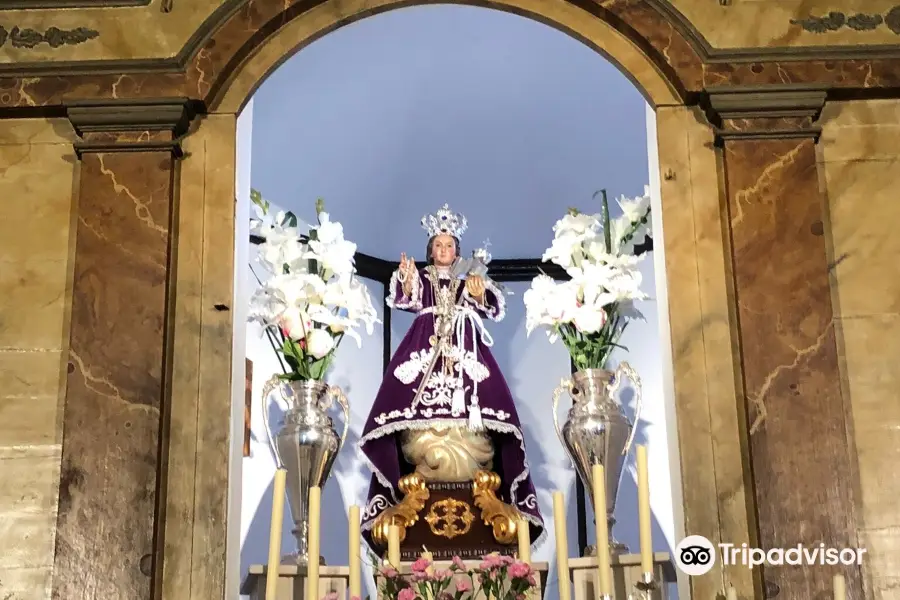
[359,265,546,551]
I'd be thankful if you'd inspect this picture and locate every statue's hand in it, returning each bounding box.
[399,253,416,295]
[465,274,485,302]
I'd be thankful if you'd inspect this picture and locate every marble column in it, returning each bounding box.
[710,90,863,599]
[52,100,193,600]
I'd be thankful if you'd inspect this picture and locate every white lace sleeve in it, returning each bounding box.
[461,278,505,322]
[386,268,423,312]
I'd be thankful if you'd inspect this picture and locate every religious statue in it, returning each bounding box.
[359,204,546,560]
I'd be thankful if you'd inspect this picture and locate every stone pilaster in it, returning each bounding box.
[708,88,864,599]
[52,99,193,600]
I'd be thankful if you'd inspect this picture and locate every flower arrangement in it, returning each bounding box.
[523,187,652,371]
[248,189,380,381]
[375,554,537,600]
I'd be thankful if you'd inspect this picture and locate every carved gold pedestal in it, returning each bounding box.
[372,471,524,561]
[371,474,430,547]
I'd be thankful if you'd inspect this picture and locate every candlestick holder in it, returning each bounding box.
[627,571,658,600]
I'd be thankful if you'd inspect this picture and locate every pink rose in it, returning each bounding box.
[381,566,399,578]
[398,588,416,600]
[456,579,472,592]
[411,558,431,574]
[509,563,531,579]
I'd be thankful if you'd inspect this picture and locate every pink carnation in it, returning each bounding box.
[381,566,399,578]
[451,556,467,571]
[479,555,503,570]
[321,593,339,600]
[398,588,416,600]
[527,574,537,586]
[456,579,472,592]
[432,569,452,581]
[411,558,431,574]
[509,562,531,579]
[350,597,361,600]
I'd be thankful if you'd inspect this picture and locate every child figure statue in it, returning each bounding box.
[358,204,545,557]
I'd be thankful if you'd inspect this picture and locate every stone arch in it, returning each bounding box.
[168,3,752,600]
[206,0,687,113]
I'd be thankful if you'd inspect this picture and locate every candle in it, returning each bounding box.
[726,587,738,600]
[265,468,287,600]
[305,486,322,600]
[348,505,361,600]
[552,491,571,600]
[834,574,846,600]
[591,464,612,595]
[421,548,434,575]
[637,445,653,574]
[517,519,531,563]
[388,524,401,567]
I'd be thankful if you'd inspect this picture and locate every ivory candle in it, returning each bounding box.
[388,524,401,567]
[834,574,846,600]
[637,445,653,574]
[348,505,361,600]
[265,468,287,600]
[305,486,322,600]
[552,491,572,600]
[726,587,738,600]
[517,519,531,563]
[591,464,612,595]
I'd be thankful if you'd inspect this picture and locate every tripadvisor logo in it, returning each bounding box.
[674,535,867,575]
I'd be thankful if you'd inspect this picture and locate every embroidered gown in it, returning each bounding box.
[359,264,546,549]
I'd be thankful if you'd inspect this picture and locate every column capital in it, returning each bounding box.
[702,86,827,143]
[65,98,197,157]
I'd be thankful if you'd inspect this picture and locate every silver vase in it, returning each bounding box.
[262,377,349,566]
[552,363,642,555]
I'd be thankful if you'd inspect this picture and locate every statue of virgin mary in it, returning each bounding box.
[358,203,545,554]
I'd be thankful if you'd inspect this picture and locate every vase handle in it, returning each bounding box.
[551,377,574,459]
[328,385,351,450]
[261,374,287,468]
[609,361,642,456]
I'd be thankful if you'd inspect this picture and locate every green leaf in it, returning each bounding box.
[281,211,299,227]
[600,188,612,254]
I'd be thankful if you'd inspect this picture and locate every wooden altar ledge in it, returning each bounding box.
[571,553,676,600]
[241,564,351,600]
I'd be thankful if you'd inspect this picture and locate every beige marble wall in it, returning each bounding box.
[0,118,77,600]
[655,105,756,599]
[7,0,900,66]
[671,0,900,49]
[820,99,900,599]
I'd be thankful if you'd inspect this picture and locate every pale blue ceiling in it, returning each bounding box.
[249,4,650,260]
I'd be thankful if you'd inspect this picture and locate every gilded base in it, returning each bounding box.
[472,470,523,545]
[371,473,430,547]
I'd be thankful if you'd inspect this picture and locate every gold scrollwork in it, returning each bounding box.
[371,474,430,547]
[472,470,522,545]
[425,498,475,539]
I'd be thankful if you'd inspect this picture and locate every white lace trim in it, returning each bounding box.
[358,417,548,551]
[386,268,423,311]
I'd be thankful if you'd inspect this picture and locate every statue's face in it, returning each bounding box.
[431,234,457,267]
